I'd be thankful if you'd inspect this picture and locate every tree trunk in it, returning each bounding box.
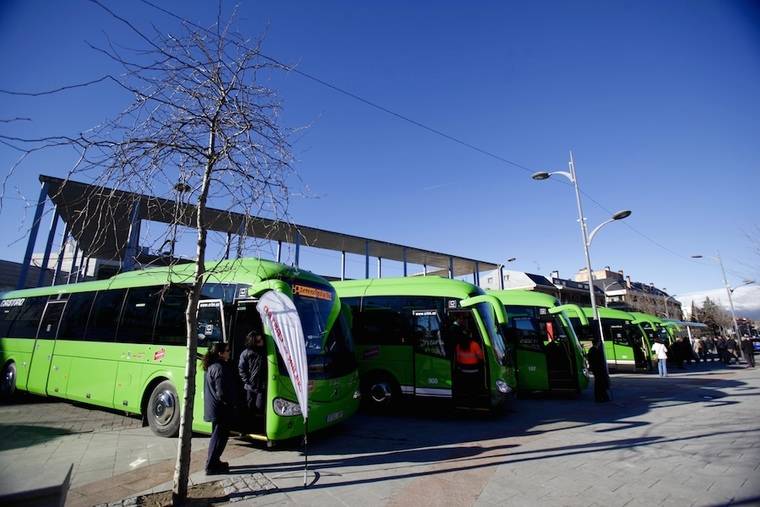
[172,126,217,505]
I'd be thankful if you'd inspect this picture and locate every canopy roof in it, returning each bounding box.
[40,175,498,277]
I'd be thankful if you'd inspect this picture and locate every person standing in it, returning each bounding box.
[203,342,237,474]
[741,336,756,368]
[586,340,610,402]
[238,331,267,428]
[652,339,669,377]
[454,327,485,396]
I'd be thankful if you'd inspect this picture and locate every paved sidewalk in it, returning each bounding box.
[1,362,759,506]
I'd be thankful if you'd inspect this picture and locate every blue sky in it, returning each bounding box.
[0,1,758,305]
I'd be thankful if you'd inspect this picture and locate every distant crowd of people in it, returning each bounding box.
[650,334,756,378]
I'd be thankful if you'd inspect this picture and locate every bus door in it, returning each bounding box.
[411,309,451,400]
[626,323,649,371]
[230,299,262,361]
[229,298,266,435]
[27,299,66,395]
[446,309,489,407]
[542,315,576,390]
[609,324,633,370]
[507,315,549,392]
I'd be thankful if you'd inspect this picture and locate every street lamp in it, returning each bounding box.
[497,257,517,290]
[532,152,632,379]
[691,254,754,353]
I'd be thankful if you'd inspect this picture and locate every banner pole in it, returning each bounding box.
[303,417,309,487]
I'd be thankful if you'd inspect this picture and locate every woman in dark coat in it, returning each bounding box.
[203,342,237,474]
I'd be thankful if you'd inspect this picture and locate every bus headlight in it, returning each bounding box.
[495,379,511,394]
[272,398,302,417]
[353,389,361,400]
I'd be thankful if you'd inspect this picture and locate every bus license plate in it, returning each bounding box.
[326,410,344,423]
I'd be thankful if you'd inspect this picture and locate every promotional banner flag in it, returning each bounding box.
[256,290,309,419]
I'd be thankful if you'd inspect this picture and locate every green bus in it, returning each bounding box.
[0,258,359,444]
[332,277,515,411]
[628,312,672,347]
[568,307,654,372]
[488,290,589,394]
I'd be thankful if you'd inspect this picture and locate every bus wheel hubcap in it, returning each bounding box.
[1,367,14,393]
[154,391,176,426]
[370,383,391,403]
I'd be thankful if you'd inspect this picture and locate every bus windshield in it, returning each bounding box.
[475,302,507,365]
[290,281,356,379]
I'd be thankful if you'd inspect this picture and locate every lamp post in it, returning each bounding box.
[532,152,632,379]
[661,287,669,319]
[497,257,517,290]
[690,253,748,340]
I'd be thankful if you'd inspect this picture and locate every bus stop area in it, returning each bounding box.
[0,363,758,507]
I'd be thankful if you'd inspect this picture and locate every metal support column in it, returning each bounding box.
[236,221,246,259]
[67,242,80,284]
[423,264,427,276]
[294,233,300,267]
[224,232,231,260]
[17,181,49,289]
[52,222,70,286]
[340,251,346,280]
[122,201,141,272]
[74,250,86,283]
[276,241,282,263]
[448,257,454,279]
[402,247,408,277]
[474,261,480,286]
[37,207,60,287]
[364,240,370,279]
[377,257,382,278]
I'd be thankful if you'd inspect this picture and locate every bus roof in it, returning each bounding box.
[488,290,559,308]
[628,311,663,325]
[574,306,636,321]
[1,258,325,299]
[332,276,484,300]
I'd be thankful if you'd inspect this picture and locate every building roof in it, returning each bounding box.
[39,175,498,277]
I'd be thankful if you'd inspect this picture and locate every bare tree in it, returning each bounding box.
[1,2,296,503]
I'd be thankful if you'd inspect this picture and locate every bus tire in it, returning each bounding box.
[146,380,180,437]
[0,362,16,402]
[363,373,400,412]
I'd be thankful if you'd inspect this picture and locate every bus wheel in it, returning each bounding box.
[147,381,180,437]
[0,362,16,402]
[364,374,399,412]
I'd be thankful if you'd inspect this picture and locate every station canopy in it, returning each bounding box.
[40,175,498,277]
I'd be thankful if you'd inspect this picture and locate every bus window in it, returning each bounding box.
[0,299,24,337]
[118,287,160,344]
[197,301,225,345]
[412,310,446,358]
[155,286,189,346]
[8,296,48,338]
[58,292,96,340]
[85,289,127,342]
[610,324,628,346]
[38,300,66,339]
[350,296,410,346]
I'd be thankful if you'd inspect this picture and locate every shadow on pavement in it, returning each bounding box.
[0,424,80,451]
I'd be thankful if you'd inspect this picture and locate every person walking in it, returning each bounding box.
[586,340,610,402]
[238,331,267,429]
[652,339,668,377]
[203,342,237,474]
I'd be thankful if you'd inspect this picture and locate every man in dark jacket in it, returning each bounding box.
[586,340,610,402]
[238,332,267,426]
[203,342,238,474]
[741,336,756,368]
